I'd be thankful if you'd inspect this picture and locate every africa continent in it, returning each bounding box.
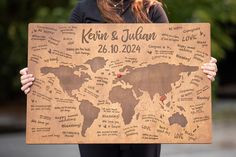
[109,86,139,125]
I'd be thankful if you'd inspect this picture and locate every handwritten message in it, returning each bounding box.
[27,23,211,144]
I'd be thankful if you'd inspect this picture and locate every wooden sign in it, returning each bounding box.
[27,23,211,144]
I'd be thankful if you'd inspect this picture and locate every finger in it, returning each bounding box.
[201,63,217,72]
[202,63,217,67]
[201,65,217,72]
[207,75,215,82]
[210,57,217,63]
[203,70,216,77]
[21,82,33,92]
[21,74,33,81]
[24,88,31,94]
[20,67,28,75]
[21,77,35,85]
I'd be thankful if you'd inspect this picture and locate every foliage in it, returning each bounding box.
[164,0,236,59]
[164,0,236,100]
[0,0,235,101]
[0,0,77,100]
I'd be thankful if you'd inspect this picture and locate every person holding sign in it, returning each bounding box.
[20,0,218,157]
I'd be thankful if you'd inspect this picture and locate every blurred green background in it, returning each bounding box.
[0,0,236,156]
[0,0,236,101]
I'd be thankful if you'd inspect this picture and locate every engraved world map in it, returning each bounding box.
[27,24,212,144]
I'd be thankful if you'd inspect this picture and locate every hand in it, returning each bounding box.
[19,67,35,94]
[201,57,218,81]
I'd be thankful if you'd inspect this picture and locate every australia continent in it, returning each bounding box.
[168,112,188,127]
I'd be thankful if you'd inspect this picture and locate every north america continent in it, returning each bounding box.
[40,65,91,99]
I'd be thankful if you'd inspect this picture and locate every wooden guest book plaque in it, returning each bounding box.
[27,23,212,144]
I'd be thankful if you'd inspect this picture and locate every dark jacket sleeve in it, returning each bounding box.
[68,2,84,23]
[149,3,169,23]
